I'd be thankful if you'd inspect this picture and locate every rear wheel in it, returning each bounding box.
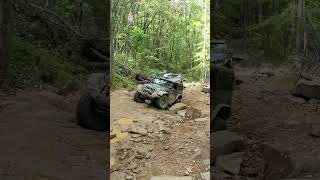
[76,93,107,131]
[154,95,169,109]
[134,92,145,103]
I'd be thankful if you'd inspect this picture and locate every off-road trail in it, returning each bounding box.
[0,90,107,180]
[0,65,319,180]
[110,84,210,180]
[212,65,320,180]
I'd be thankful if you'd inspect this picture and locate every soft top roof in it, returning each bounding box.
[159,73,182,83]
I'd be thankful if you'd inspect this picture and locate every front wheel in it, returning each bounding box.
[134,92,145,103]
[154,95,169,109]
[76,93,107,131]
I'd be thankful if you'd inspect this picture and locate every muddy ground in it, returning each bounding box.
[0,90,107,180]
[110,84,210,180]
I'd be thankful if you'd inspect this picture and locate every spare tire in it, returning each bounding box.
[76,93,107,131]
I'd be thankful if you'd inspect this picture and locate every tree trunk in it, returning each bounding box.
[0,0,11,83]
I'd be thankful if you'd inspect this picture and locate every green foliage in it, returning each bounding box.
[112,0,210,88]
[0,36,85,91]
[111,68,137,91]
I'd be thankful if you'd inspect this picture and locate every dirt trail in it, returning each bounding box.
[0,90,106,180]
[230,66,320,178]
[110,84,210,180]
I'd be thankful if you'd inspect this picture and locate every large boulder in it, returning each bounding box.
[169,103,188,113]
[293,79,320,99]
[215,152,244,175]
[261,143,294,179]
[211,131,245,162]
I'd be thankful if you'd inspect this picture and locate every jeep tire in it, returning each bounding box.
[76,93,107,131]
[134,92,145,103]
[154,95,169,109]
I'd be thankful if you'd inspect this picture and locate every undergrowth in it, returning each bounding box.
[0,36,87,92]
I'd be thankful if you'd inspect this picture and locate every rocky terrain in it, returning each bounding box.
[110,84,210,180]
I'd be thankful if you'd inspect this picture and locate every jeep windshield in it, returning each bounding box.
[153,78,173,88]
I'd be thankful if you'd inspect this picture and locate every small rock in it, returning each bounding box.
[310,123,320,137]
[132,137,142,142]
[164,146,169,150]
[160,127,172,134]
[200,172,210,180]
[127,162,138,170]
[194,117,209,122]
[150,176,194,180]
[135,154,144,159]
[202,86,210,93]
[121,125,130,132]
[110,132,116,139]
[177,110,187,117]
[169,103,188,112]
[132,134,142,138]
[126,175,134,180]
[131,127,147,136]
[146,154,151,159]
[133,168,142,173]
[215,152,244,175]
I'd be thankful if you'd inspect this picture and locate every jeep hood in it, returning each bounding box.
[139,83,167,95]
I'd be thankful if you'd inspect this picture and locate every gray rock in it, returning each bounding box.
[211,131,244,161]
[202,86,210,93]
[150,176,194,180]
[310,123,320,137]
[131,127,147,136]
[215,152,244,175]
[309,98,320,104]
[169,103,188,112]
[121,125,130,132]
[261,143,294,179]
[194,117,209,122]
[294,79,320,99]
[200,172,210,180]
[177,110,187,117]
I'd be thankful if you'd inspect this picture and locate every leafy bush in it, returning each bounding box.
[0,36,86,91]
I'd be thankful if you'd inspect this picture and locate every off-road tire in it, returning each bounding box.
[213,117,227,132]
[134,92,145,103]
[76,93,107,131]
[154,95,169,109]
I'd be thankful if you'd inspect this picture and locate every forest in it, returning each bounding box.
[212,0,320,67]
[112,0,210,89]
[0,0,110,92]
